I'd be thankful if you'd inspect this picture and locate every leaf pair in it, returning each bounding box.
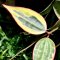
[2,4,56,60]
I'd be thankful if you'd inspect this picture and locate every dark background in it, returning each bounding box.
[15,0,52,12]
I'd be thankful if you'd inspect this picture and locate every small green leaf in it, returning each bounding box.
[53,1,60,20]
[2,4,47,35]
[23,54,28,60]
[40,0,54,15]
[0,27,8,46]
[33,37,56,60]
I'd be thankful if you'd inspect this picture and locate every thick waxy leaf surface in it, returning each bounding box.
[33,37,56,60]
[2,4,47,35]
[53,1,60,20]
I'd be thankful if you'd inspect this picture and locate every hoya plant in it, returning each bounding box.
[0,0,60,60]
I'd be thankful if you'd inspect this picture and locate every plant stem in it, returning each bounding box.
[9,26,59,60]
[2,49,8,55]
[47,27,58,35]
[9,41,36,60]
[56,43,60,48]
[49,27,58,33]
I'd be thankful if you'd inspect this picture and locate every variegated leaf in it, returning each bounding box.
[33,37,56,60]
[2,4,47,35]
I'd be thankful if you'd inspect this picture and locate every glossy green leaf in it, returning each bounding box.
[40,0,54,15]
[53,1,60,20]
[33,37,56,60]
[2,4,47,35]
